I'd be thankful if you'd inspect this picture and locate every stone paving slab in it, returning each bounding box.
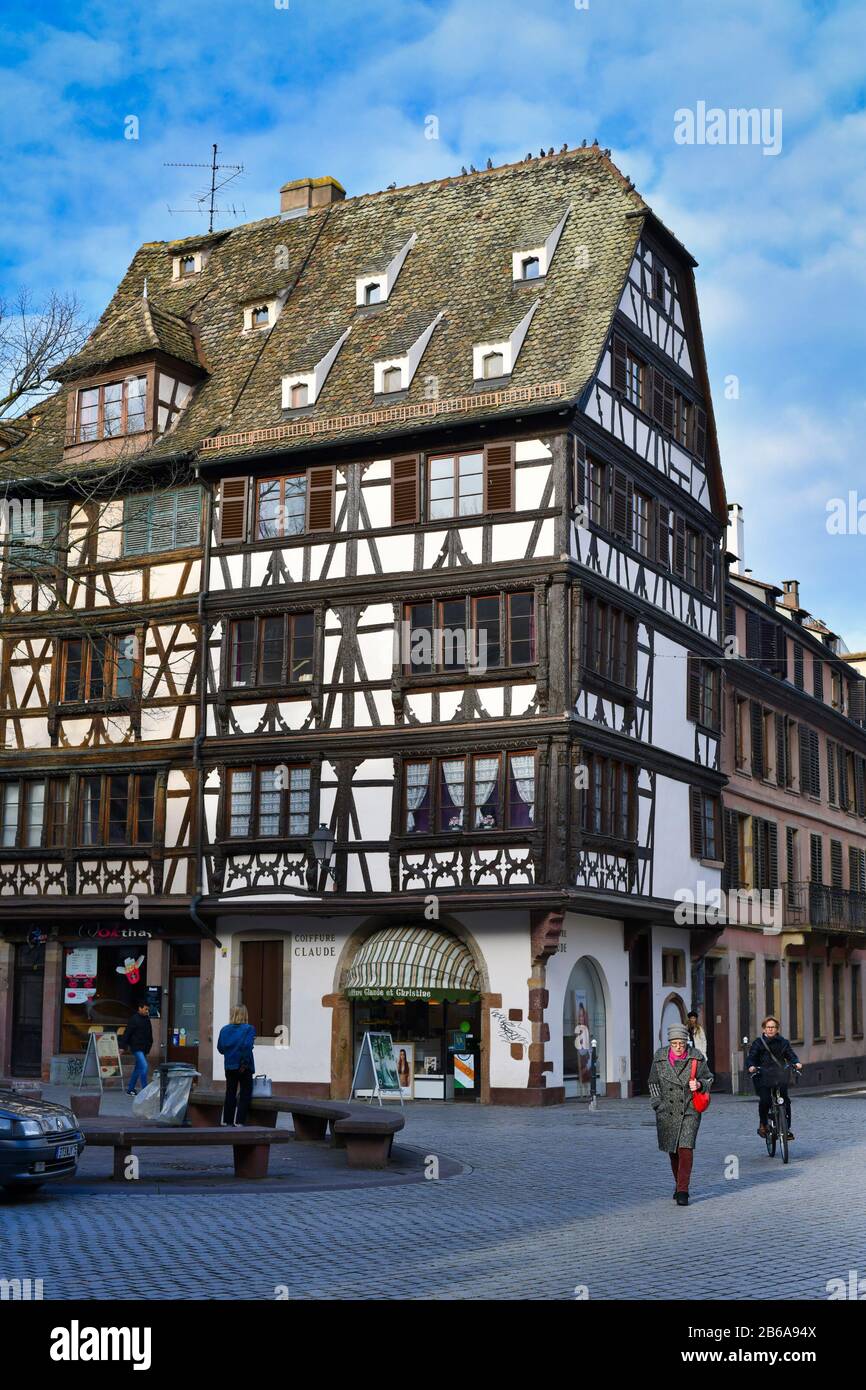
[1,1091,863,1301]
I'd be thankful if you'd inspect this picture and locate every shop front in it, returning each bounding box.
[346,925,482,1101]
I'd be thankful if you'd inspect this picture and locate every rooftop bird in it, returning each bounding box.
[387,182,396,189]
[486,157,493,169]
[470,164,477,173]
[461,165,468,175]
[560,143,568,152]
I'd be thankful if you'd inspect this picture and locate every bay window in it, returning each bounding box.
[78,772,156,846]
[226,765,311,839]
[581,753,636,840]
[403,752,536,834]
[227,612,314,686]
[402,592,535,674]
[76,376,147,443]
[61,633,137,702]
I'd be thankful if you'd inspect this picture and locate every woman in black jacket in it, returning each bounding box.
[746,1015,802,1139]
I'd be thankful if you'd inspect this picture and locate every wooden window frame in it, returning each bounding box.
[59,632,139,704]
[0,777,68,850]
[74,374,148,444]
[122,485,202,557]
[582,594,637,692]
[77,771,157,847]
[689,787,723,862]
[224,764,313,841]
[401,751,536,836]
[687,656,721,731]
[226,612,315,689]
[582,752,637,843]
[401,591,535,676]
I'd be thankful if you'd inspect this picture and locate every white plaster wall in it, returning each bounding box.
[651,773,721,903]
[652,630,694,760]
[651,923,694,1048]
[546,913,629,1091]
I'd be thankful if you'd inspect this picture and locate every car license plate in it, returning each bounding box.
[55,1143,78,1160]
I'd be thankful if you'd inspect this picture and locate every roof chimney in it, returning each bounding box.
[280,176,345,217]
[726,502,744,574]
[782,579,800,611]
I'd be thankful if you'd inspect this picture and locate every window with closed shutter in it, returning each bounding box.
[750,701,765,779]
[775,715,787,788]
[306,466,336,531]
[8,499,68,569]
[240,939,284,1038]
[810,832,823,885]
[610,468,633,539]
[692,406,707,460]
[123,486,202,555]
[838,746,850,811]
[813,655,824,701]
[827,740,837,804]
[723,808,740,890]
[391,455,420,526]
[786,827,797,904]
[483,443,515,513]
[218,478,249,544]
[793,644,804,690]
[830,839,843,888]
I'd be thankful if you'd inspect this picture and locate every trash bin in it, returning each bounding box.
[156,1062,199,1126]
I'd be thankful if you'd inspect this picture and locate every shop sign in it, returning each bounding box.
[76,926,153,941]
[293,933,336,958]
[346,987,480,1003]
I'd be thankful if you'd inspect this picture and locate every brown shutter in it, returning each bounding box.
[811,729,821,797]
[652,370,674,432]
[484,442,514,513]
[767,821,779,889]
[612,335,627,393]
[702,533,715,597]
[218,478,249,544]
[689,787,703,858]
[673,514,687,576]
[724,809,740,890]
[687,656,700,722]
[574,438,587,508]
[611,468,632,538]
[750,700,765,778]
[692,405,707,459]
[656,505,670,569]
[391,455,420,526]
[775,715,787,788]
[240,940,283,1037]
[306,465,336,531]
[827,740,836,804]
[838,745,849,810]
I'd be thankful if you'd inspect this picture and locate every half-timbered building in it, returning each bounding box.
[0,291,208,1080]
[1,148,730,1101]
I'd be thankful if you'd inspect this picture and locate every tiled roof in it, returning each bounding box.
[1,147,656,481]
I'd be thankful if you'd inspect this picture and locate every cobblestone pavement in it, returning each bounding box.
[1,1090,864,1301]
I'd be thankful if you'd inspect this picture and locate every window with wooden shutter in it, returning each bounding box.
[651,368,675,432]
[240,939,284,1037]
[673,514,687,577]
[786,827,797,894]
[746,610,760,662]
[810,832,823,884]
[855,756,866,817]
[483,442,515,513]
[611,335,627,393]
[687,656,700,722]
[849,677,866,725]
[775,714,787,788]
[723,809,740,890]
[750,700,765,779]
[691,405,707,459]
[391,455,420,526]
[827,740,837,804]
[838,745,849,810]
[766,820,778,890]
[830,839,843,889]
[793,643,804,690]
[813,655,824,700]
[702,533,715,597]
[306,465,336,531]
[611,467,633,539]
[810,729,821,798]
[218,478,248,544]
[689,787,703,858]
[574,438,587,510]
[656,504,671,569]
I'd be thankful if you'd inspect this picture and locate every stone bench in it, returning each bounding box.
[81,1123,290,1180]
[186,1092,404,1170]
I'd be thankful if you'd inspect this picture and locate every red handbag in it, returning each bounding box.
[690,1058,711,1112]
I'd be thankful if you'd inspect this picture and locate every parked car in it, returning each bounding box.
[0,1090,85,1194]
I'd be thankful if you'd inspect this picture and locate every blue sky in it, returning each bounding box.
[1,0,865,642]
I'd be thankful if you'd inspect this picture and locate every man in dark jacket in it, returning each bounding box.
[122,1002,154,1096]
[746,1015,802,1139]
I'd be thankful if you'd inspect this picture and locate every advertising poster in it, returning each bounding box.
[394,1042,414,1099]
[573,989,592,1084]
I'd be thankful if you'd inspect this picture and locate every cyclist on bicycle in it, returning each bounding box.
[746,1014,803,1140]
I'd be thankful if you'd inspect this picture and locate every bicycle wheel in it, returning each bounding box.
[765,1118,776,1157]
[777,1095,789,1163]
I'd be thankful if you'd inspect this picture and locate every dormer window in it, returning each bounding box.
[521,257,540,281]
[382,366,403,393]
[355,233,417,307]
[482,351,504,379]
[242,295,284,333]
[171,249,208,280]
[472,302,539,383]
[511,207,570,282]
[281,326,351,410]
[289,382,309,409]
[76,376,147,443]
[180,255,197,277]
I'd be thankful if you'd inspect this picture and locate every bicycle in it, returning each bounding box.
[754,1062,800,1164]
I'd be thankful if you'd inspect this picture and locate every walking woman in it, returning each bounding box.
[648,1022,713,1206]
[217,1004,256,1126]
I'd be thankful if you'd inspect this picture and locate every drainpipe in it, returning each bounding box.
[190,461,221,948]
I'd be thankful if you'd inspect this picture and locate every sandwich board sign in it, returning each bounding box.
[349,1031,404,1107]
[79,1029,125,1093]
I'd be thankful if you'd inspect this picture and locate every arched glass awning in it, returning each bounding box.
[345,926,481,1001]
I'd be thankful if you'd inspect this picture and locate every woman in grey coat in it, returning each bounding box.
[648,1022,713,1205]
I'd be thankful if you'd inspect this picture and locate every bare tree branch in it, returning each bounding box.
[0,288,91,419]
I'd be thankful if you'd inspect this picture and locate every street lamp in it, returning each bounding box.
[309,823,336,889]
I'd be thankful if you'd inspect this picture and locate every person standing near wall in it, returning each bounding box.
[217,1004,257,1126]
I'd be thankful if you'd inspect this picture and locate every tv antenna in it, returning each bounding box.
[165,143,245,231]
